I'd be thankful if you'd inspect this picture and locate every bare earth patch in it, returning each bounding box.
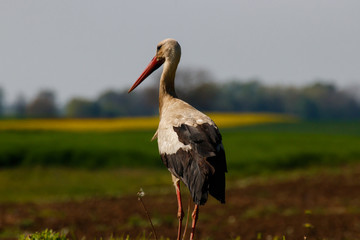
[1,165,360,240]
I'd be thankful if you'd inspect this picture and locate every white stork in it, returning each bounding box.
[128,38,227,240]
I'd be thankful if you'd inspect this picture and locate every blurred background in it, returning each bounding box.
[1,0,360,117]
[1,1,360,240]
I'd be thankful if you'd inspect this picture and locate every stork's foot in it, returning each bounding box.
[175,180,184,240]
[190,204,199,240]
[177,209,184,240]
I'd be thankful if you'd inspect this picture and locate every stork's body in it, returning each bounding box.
[129,39,227,240]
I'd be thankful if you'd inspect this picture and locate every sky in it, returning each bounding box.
[1,1,360,104]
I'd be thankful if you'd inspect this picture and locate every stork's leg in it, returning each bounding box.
[189,204,199,240]
[175,180,184,240]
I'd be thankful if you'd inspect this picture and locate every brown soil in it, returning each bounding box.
[1,166,360,240]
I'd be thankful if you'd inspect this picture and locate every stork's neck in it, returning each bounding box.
[159,60,178,114]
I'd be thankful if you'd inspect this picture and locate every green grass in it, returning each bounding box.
[1,121,360,202]
[19,229,68,240]
[19,229,170,240]
[0,130,160,168]
[0,168,172,202]
[1,121,360,171]
[224,121,360,174]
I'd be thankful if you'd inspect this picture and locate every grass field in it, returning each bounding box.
[1,120,360,170]
[1,117,360,202]
[1,116,360,240]
[0,168,171,202]
[0,113,295,168]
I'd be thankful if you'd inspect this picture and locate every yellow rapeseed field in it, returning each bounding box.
[0,113,296,131]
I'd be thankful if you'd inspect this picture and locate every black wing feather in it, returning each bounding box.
[161,123,227,205]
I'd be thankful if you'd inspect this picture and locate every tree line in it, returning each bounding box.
[1,69,359,120]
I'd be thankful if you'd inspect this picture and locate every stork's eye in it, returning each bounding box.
[157,45,162,51]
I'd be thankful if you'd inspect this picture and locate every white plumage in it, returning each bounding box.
[157,96,215,155]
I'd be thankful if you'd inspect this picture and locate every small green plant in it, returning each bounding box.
[19,229,68,240]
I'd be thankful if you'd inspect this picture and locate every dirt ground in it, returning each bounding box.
[1,165,360,240]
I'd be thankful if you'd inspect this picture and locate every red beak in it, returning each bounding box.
[128,56,164,93]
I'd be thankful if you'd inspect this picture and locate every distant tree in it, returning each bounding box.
[66,98,100,118]
[184,82,219,111]
[133,78,360,119]
[343,84,360,102]
[96,89,158,117]
[97,90,134,117]
[59,67,360,120]
[296,82,360,119]
[0,87,3,117]
[13,94,27,118]
[176,68,214,90]
[161,67,218,111]
[142,87,159,113]
[215,80,265,112]
[26,90,57,118]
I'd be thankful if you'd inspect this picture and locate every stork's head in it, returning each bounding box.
[128,38,181,93]
[156,38,181,64]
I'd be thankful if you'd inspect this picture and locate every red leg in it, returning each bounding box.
[190,204,199,240]
[175,181,184,240]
